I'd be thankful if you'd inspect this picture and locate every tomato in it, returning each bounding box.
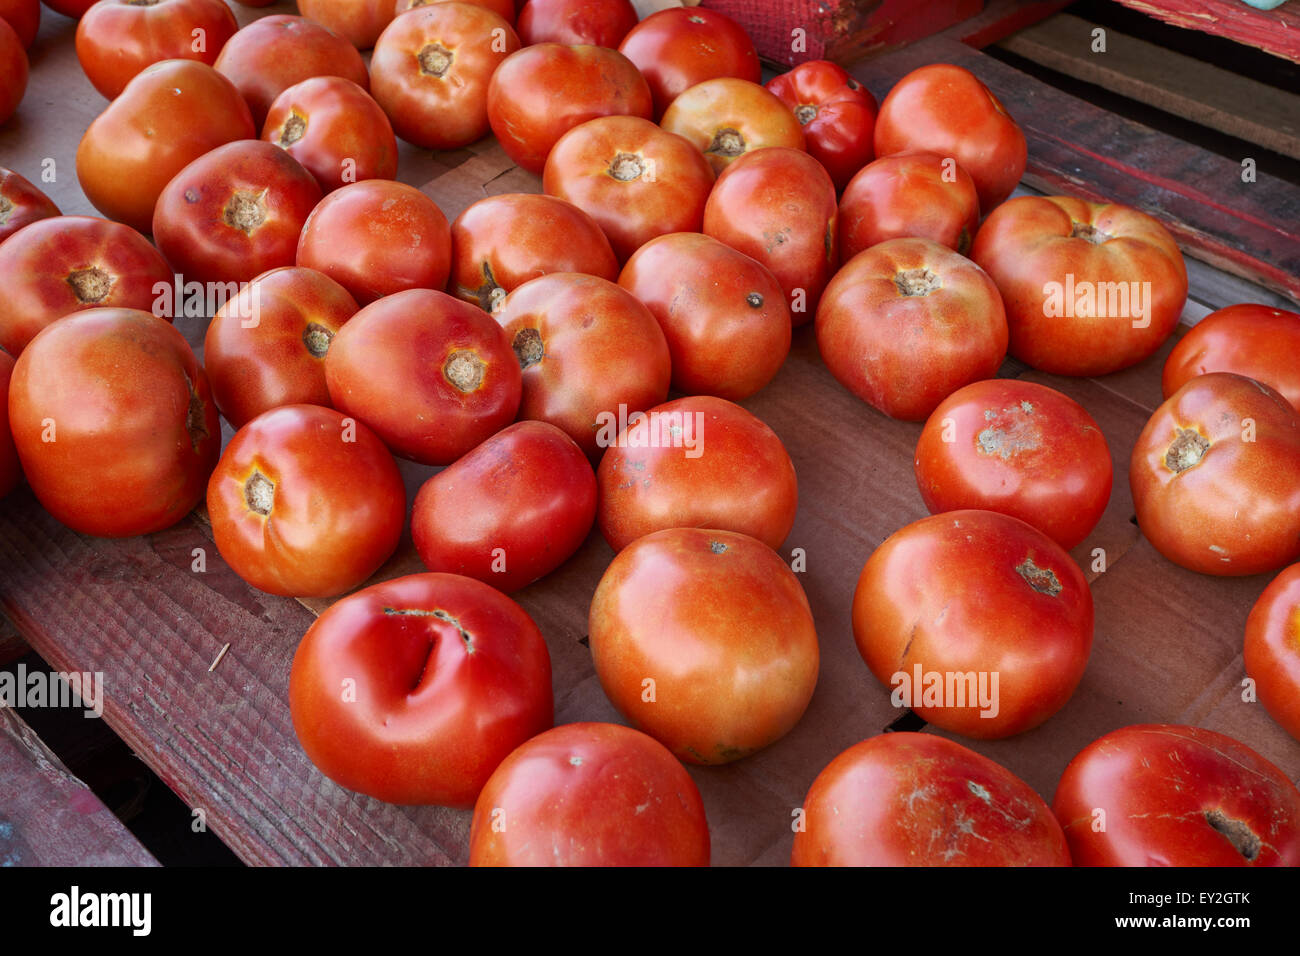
[517,0,634,48]
[296,179,451,304]
[971,195,1188,377]
[448,193,617,311]
[75,0,238,100]
[0,216,174,356]
[702,146,835,326]
[915,379,1113,551]
[214,15,369,127]
[0,349,19,498]
[492,272,670,459]
[152,140,321,286]
[0,0,38,49]
[8,308,219,537]
[596,395,798,552]
[396,0,515,24]
[766,60,876,192]
[203,266,359,428]
[617,7,758,118]
[1163,303,1300,412]
[324,288,521,465]
[469,722,710,866]
[874,63,1026,212]
[486,43,652,175]
[1245,563,1300,742]
[839,151,980,260]
[853,510,1093,739]
[1053,724,1300,866]
[792,733,1071,867]
[40,0,94,16]
[411,420,596,592]
[618,232,789,400]
[289,571,553,807]
[542,116,714,261]
[297,0,394,49]
[262,76,397,193]
[0,18,27,127]
[660,79,804,176]
[0,166,59,244]
[1130,372,1300,576]
[76,59,255,234]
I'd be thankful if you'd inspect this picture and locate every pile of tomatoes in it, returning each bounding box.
[2,0,1299,868]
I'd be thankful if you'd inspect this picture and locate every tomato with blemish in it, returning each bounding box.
[660,79,804,176]
[838,151,980,260]
[1162,303,1300,412]
[0,167,59,244]
[766,60,876,192]
[516,0,634,48]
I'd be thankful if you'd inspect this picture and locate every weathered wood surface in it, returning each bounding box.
[1111,0,1300,64]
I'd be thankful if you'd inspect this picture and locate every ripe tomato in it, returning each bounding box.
[448,193,617,311]
[0,0,38,49]
[370,4,519,151]
[0,167,59,244]
[262,76,397,193]
[618,232,790,400]
[817,238,1007,421]
[915,379,1113,550]
[8,308,219,537]
[39,0,93,16]
[492,272,670,459]
[617,7,758,118]
[792,733,1071,867]
[203,266,359,427]
[0,216,174,356]
[839,151,980,260]
[75,0,238,100]
[853,510,1093,739]
[542,116,714,261]
[596,395,798,552]
[1130,372,1300,576]
[297,0,394,49]
[1245,563,1300,742]
[660,79,804,175]
[1053,724,1300,866]
[486,43,652,175]
[76,59,255,234]
[874,63,1026,212]
[296,179,451,304]
[971,195,1188,376]
[324,288,521,465]
[1163,304,1300,412]
[590,528,819,764]
[289,572,553,807]
[517,0,634,48]
[702,146,835,326]
[0,18,27,127]
[0,349,19,498]
[396,0,515,24]
[766,60,876,192]
[469,722,710,866]
[411,420,596,592]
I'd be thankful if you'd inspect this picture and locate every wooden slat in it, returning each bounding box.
[1111,0,1300,64]
[0,609,25,667]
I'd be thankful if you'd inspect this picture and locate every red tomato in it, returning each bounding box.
[396,0,515,24]
[839,151,980,260]
[542,116,714,261]
[296,179,451,304]
[492,272,670,459]
[469,722,710,866]
[8,308,219,537]
[0,0,39,49]
[0,349,19,498]
[0,216,174,356]
[0,167,60,244]
[517,0,634,48]
[40,0,94,16]
[76,59,256,234]
[660,79,804,176]
[0,18,27,127]
[618,232,790,400]
[915,379,1113,551]
[203,266,359,427]
[617,7,758,118]
[1130,372,1300,576]
[766,60,876,192]
[262,76,397,193]
[1245,563,1300,742]
[702,146,835,326]
[411,420,596,592]
[289,572,553,806]
[853,510,1093,739]
[596,395,798,552]
[486,43,652,175]
[75,0,238,100]
[297,0,394,49]
[152,140,321,286]
[793,733,1071,867]
[324,288,522,465]
[370,3,519,151]
[971,195,1188,377]
[448,193,617,311]
[816,238,1007,421]
[874,63,1026,212]
[1163,303,1300,412]
[1053,724,1300,866]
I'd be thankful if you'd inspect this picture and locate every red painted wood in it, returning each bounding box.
[1112,0,1300,64]
[958,0,1074,49]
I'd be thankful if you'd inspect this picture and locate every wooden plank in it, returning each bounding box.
[0,609,25,667]
[1112,0,1300,64]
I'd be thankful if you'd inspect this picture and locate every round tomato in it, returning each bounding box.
[396,0,515,23]
[0,18,28,127]
[0,349,19,498]
[40,0,94,16]
[0,0,38,49]
[660,79,804,175]
[297,0,394,49]
[469,722,710,866]
[839,151,980,260]
[766,60,876,192]
[0,167,59,244]
[289,571,553,807]
[1163,303,1300,412]
[589,527,819,764]
[1245,563,1300,742]
[517,0,634,48]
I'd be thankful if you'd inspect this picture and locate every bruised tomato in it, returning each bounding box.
[839,152,980,260]
[516,0,634,48]
[766,60,876,192]
[1245,563,1300,742]
[0,167,58,244]
[1163,304,1300,412]
[660,79,804,175]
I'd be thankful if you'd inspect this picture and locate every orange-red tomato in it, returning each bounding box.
[395,0,515,23]
[1245,563,1300,742]
[0,0,38,49]
[660,79,804,175]
[766,60,877,192]
[0,166,59,244]
[517,0,634,48]
[0,19,22,127]
[297,0,395,49]
[0,349,19,498]
[1162,303,1300,412]
[839,151,980,260]
[41,0,94,16]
